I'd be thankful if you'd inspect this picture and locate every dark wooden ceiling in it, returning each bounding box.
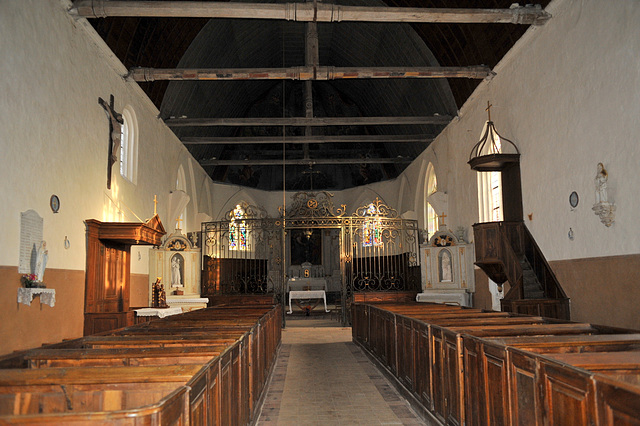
[87,0,551,191]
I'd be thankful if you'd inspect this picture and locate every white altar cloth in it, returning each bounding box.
[288,290,330,314]
[287,277,327,292]
[416,291,471,307]
[134,307,183,318]
[17,288,56,307]
[166,296,209,312]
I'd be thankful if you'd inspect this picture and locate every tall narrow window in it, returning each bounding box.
[119,106,138,183]
[176,166,187,231]
[229,204,247,251]
[425,163,439,237]
[490,171,503,221]
[477,122,503,222]
[362,203,382,247]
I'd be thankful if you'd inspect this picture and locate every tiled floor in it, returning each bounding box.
[256,323,430,425]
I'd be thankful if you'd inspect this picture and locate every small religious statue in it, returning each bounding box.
[34,240,48,284]
[152,278,168,308]
[439,250,453,282]
[592,162,615,227]
[595,162,608,204]
[171,254,184,295]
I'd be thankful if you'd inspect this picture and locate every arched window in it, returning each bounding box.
[477,122,503,222]
[362,203,382,247]
[425,163,439,237]
[119,106,138,183]
[176,166,187,231]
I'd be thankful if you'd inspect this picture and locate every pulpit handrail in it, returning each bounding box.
[497,223,524,300]
[521,224,567,299]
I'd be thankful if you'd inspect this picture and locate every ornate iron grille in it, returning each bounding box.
[200,194,420,325]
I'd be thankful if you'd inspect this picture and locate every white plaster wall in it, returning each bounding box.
[141,0,640,268]
[398,0,640,262]
[0,1,217,273]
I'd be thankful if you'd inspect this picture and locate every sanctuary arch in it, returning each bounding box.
[201,192,421,324]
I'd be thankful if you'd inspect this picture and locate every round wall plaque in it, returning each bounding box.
[569,191,579,208]
[50,194,60,213]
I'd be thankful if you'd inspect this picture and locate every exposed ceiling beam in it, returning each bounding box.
[182,134,432,145]
[167,116,451,127]
[200,157,413,166]
[130,66,491,82]
[71,1,551,25]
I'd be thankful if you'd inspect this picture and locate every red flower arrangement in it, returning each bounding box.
[21,274,38,288]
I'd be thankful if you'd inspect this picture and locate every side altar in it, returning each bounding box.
[417,230,475,307]
[149,230,208,312]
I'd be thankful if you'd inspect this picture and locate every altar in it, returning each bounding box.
[149,230,208,312]
[286,277,327,292]
[416,230,475,307]
[287,290,330,314]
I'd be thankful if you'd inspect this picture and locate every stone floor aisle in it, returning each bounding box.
[256,325,429,425]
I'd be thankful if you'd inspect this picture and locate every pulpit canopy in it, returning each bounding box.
[468,102,520,172]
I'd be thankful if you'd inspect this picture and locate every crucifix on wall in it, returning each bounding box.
[98,95,123,190]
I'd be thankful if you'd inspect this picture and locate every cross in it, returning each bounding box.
[176,217,183,230]
[98,95,123,190]
[485,101,493,122]
[438,212,447,227]
[153,195,158,216]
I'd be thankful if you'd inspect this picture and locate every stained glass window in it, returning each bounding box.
[363,203,383,247]
[229,205,247,250]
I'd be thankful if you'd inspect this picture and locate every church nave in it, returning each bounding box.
[257,325,429,425]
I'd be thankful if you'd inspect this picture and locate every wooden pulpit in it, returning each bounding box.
[84,215,165,335]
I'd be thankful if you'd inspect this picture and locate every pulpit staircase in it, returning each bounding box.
[472,221,570,320]
[521,257,545,299]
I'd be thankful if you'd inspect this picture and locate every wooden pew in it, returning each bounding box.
[0,365,201,416]
[82,335,241,348]
[0,303,282,425]
[353,302,640,425]
[23,345,228,368]
[0,386,189,425]
[488,333,640,354]
[544,351,640,386]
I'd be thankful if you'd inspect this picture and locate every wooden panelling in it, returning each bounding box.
[538,355,596,425]
[595,374,640,425]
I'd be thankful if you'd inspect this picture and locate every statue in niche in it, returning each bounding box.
[34,240,48,283]
[439,249,453,283]
[595,162,608,204]
[171,254,183,288]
